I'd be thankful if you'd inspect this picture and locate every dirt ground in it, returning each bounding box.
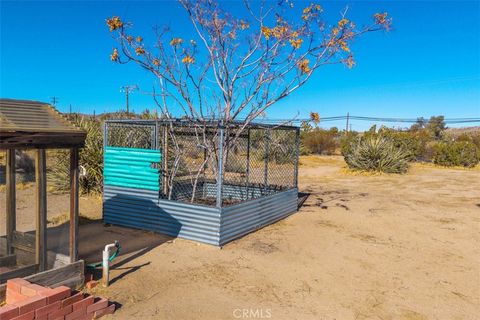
[2,156,479,319]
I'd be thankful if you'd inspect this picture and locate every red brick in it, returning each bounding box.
[34,316,48,320]
[39,287,71,304]
[35,301,61,318]
[77,313,93,320]
[72,296,93,312]
[20,284,46,298]
[13,296,46,315]
[85,299,107,315]
[47,305,72,320]
[10,310,34,320]
[61,293,84,308]
[64,307,86,320]
[84,281,97,290]
[6,279,30,294]
[0,304,19,320]
[6,290,26,305]
[92,304,114,319]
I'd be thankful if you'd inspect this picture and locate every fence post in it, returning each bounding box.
[216,127,224,208]
[294,128,300,188]
[264,129,270,193]
[246,128,251,199]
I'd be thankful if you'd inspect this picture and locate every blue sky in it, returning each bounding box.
[1,0,479,130]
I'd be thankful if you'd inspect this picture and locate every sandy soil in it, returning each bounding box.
[2,156,479,319]
[89,156,479,320]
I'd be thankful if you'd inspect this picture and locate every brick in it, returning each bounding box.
[34,316,48,320]
[64,307,85,320]
[39,287,71,304]
[35,301,61,318]
[72,296,93,312]
[10,310,34,320]
[85,299,107,315]
[84,281,97,290]
[0,304,19,320]
[92,304,114,319]
[13,296,46,315]
[78,313,93,320]
[6,279,30,294]
[6,290,26,305]
[61,293,84,308]
[20,284,46,297]
[47,305,72,320]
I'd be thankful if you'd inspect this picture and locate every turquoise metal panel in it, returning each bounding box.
[104,146,161,191]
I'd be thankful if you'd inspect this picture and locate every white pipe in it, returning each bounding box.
[102,242,117,287]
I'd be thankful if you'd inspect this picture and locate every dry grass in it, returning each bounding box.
[412,161,480,171]
[0,182,34,192]
[299,155,343,167]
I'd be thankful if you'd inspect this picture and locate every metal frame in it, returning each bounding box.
[102,118,300,246]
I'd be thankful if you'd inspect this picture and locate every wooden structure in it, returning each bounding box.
[0,99,86,295]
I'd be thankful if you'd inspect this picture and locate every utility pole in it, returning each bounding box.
[69,104,72,114]
[120,85,138,114]
[51,96,59,107]
[345,112,350,133]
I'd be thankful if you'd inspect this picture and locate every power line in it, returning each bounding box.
[120,85,138,114]
[253,116,480,124]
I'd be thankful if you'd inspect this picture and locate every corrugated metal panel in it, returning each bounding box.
[0,98,83,132]
[104,147,161,191]
[204,183,276,201]
[103,185,221,245]
[219,188,298,245]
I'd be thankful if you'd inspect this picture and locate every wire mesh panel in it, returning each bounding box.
[160,124,220,205]
[104,120,299,208]
[106,122,157,149]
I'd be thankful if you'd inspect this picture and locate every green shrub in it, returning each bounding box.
[343,135,411,173]
[48,115,103,194]
[378,128,430,161]
[432,141,479,168]
[340,131,359,156]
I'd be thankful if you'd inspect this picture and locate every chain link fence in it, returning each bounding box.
[104,120,299,207]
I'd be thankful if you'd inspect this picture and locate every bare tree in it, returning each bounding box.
[106,0,391,202]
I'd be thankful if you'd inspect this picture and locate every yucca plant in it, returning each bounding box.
[343,135,410,173]
[48,115,104,194]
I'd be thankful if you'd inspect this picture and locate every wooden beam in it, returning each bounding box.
[69,148,79,263]
[0,264,37,284]
[0,260,85,300]
[6,149,16,255]
[0,254,16,267]
[12,231,35,253]
[35,149,47,272]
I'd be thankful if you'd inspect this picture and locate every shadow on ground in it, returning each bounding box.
[79,220,173,282]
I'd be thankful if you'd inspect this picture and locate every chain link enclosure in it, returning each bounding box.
[104,119,299,207]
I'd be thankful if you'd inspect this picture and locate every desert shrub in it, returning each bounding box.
[379,128,430,161]
[340,131,359,156]
[432,141,479,168]
[48,115,103,194]
[343,135,411,173]
[302,128,338,155]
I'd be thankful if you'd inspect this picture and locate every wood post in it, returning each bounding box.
[35,149,47,271]
[6,149,16,255]
[69,148,79,263]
